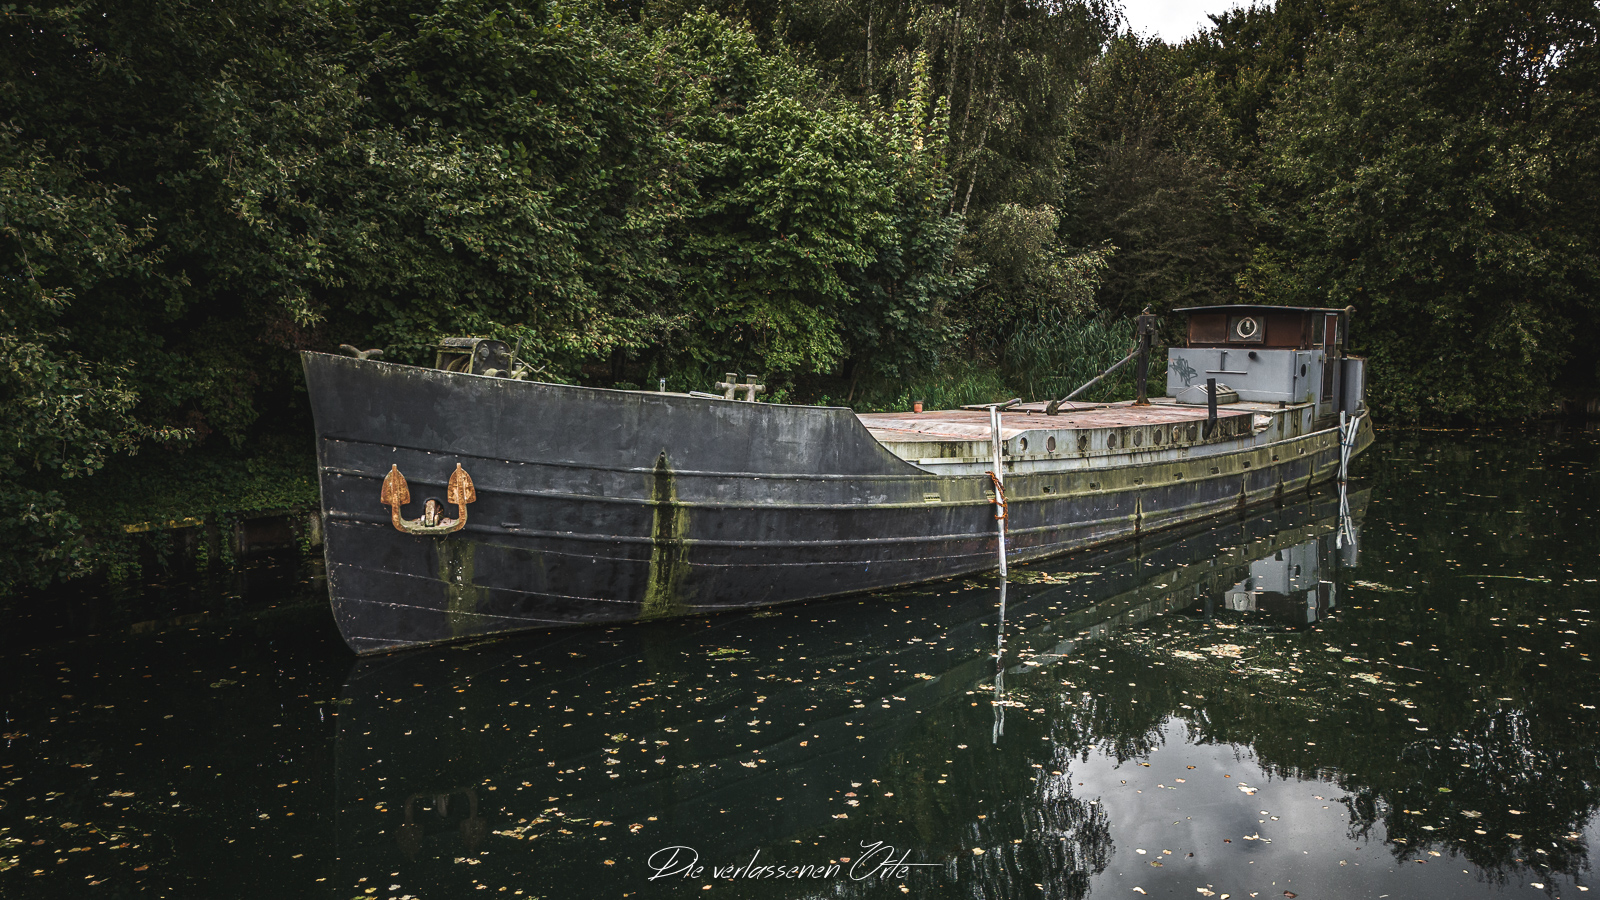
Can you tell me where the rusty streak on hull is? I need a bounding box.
[303,353,1375,655]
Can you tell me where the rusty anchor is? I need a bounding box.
[380,464,476,536]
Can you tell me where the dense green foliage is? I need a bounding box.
[1242,1,1600,419]
[3,0,1597,591]
[1063,34,1251,317]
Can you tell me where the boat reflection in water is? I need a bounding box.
[331,487,1382,897]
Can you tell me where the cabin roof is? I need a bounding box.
[1172,304,1349,315]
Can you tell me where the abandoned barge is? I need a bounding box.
[303,304,1373,654]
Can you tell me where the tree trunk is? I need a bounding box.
[865,3,874,91]
[958,0,1008,220]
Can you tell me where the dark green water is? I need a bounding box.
[3,429,1598,899]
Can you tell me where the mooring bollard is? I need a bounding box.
[1204,377,1219,438]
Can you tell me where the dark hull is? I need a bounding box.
[303,352,1374,654]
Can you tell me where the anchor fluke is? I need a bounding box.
[446,464,476,505]
[381,465,411,507]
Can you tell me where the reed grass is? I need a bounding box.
[1002,312,1134,404]
[850,360,1015,412]
[654,314,1167,412]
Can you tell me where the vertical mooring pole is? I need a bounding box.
[1204,377,1218,438]
[1336,412,1351,548]
[988,404,1009,577]
[1338,411,1361,482]
[1339,411,1349,480]
[1133,307,1156,406]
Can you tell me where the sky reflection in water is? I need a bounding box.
[2,428,1598,899]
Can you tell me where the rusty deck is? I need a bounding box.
[856,400,1254,444]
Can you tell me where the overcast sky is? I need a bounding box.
[1117,0,1261,43]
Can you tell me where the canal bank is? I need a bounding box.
[0,441,321,650]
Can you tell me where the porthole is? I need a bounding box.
[1078,434,1090,452]
[1019,437,1029,452]
[1107,433,1119,449]
[1046,435,1057,452]
[1300,364,1308,376]
[1153,427,1164,445]
[1133,430,1142,447]
[1188,424,1200,441]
